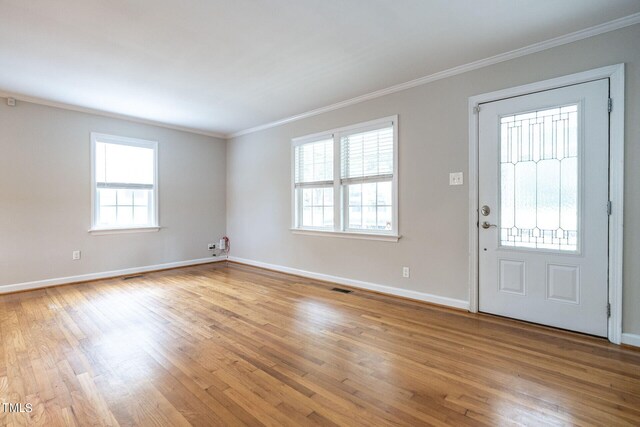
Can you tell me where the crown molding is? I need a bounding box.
[229,12,640,139]
[0,89,227,140]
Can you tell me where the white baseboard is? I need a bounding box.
[5,255,633,346]
[0,257,227,294]
[621,333,640,348]
[228,256,470,310]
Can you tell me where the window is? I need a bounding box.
[293,137,335,229]
[91,133,158,232]
[292,116,398,240]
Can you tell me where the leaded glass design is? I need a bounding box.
[500,105,579,251]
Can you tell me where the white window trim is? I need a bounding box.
[290,228,400,242]
[88,226,161,236]
[291,115,400,240]
[89,132,159,234]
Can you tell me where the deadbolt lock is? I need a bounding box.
[481,205,491,216]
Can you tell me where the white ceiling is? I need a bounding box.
[1,1,639,137]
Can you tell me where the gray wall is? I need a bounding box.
[0,101,226,286]
[227,25,640,334]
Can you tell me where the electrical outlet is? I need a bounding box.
[449,172,464,186]
[402,267,410,278]
[208,243,216,250]
[72,250,81,260]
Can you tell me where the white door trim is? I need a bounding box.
[468,64,625,344]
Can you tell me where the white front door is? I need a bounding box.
[478,79,610,337]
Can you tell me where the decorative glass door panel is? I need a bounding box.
[500,105,579,251]
[478,79,609,337]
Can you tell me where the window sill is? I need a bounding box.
[291,228,401,242]
[89,226,161,236]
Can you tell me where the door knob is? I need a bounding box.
[481,221,497,229]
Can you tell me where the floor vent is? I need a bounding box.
[122,274,144,280]
[331,287,353,294]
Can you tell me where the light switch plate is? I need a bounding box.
[449,172,463,186]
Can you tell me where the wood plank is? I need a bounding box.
[0,262,638,426]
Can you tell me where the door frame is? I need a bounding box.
[467,64,625,344]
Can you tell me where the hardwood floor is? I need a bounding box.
[1,262,639,426]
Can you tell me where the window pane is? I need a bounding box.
[300,186,333,228]
[323,188,333,206]
[133,206,149,225]
[377,206,392,230]
[97,188,153,228]
[348,183,362,206]
[303,207,312,225]
[133,189,150,206]
[98,188,117,206]
[349,206,362,228]
[117,189,134,206]
[312,207,323,227]
[362,183,376,206]
[116,206,134,226]
[346,180,393,232]
[302,188,313,206]
[363,207,376,229]
[312,188,323,206]
[97,142,154,185]
[98,206,116,225]
[377,181,392,206]
[323,207,333,227]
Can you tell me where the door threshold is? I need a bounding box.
[477,311,609,342]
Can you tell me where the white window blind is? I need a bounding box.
[91,133,158,230]
[294,138,333,186]
[341,125,394,183]
[291,116,398,238]
[96,142,154,189]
